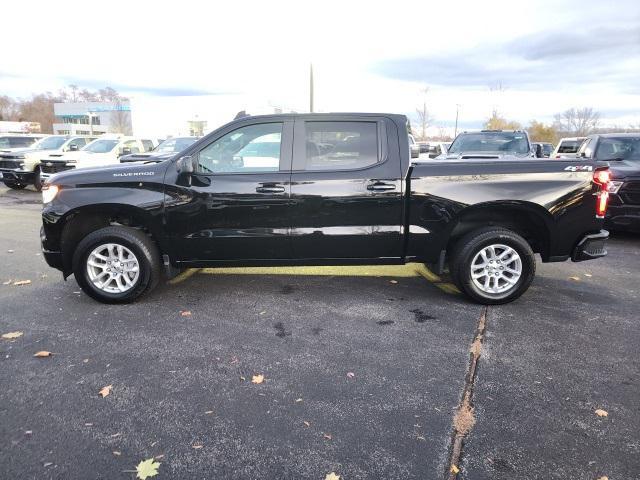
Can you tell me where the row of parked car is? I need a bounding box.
[0,134,199,191]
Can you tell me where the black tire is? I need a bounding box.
[449,227,536,305]
[3,180,27,190]
[33,167,43,192]
[72,226,161,304]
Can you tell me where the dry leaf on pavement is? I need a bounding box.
[34,351,53,357]
[596,476,608,480]
[113,451,121,456]
[13,280,31,286]
[595,409,608,417]
[346,372,355,378]
[325,473,341,480]
[303,421,311,427]
[389,279,398,284]
[135,458,161,479]
[323,433,332,440]
[192,443,203,449]
[252,374,264,384]
[180,310,192,316]
[568,276,580,281]
[450,464,460,474]
[99,385,113,397]
[2,331,23,340]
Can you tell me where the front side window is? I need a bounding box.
[595,136,640,162]
[35,136,67,150]
[84,139,119,153]
[197,123,282,174]
[304,121,378,170]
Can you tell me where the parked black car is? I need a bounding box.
[119,136,199,163]
[41,113,609,305]
[576,133,640,232]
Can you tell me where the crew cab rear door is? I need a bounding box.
[289,116,404,260]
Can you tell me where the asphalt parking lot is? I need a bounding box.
[1,185,638,480]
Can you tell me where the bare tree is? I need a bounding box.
[415,87,434,141]
[553,107,601,136]
[0,95,19,121]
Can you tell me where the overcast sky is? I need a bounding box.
[2,0,639,132]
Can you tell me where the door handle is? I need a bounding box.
[256,185,286,193]
[367,182,396,192]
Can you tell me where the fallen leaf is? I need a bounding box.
[584,273,593,277]
[568,276,580,281]
[323,433,332,440]
[450,464,460,474]
[13,280,31,286]
[325,473,341,480]
[99,385,113,397]
[34,351,53,357]
[180,310,192,316]
[83,359,89,363]
[240,376,246,381]
[135,458,161,479]
[205,410,214,415]
[295,398,303,403]
[192,443,203,449]
[25,430,32,435]
[2,331,23,340]
[113,451,121,456]
[154,455,164,460]
[252,374,264,384]
[346,372,355,378]
[259,311,266,315]
[389,279,398,284]
[303,421,311,427]
[595,409,608,417]
[43,462,53,467]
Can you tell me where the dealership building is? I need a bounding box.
[53,101,132,136]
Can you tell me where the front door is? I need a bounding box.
[166,120,294,261]
[289,117,404,260]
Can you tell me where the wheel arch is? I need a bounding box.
[446,201,554,261]
[58,203,163,274]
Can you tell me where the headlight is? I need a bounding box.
[42,184,59,204]
[608,181,623,194]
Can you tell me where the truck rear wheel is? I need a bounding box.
[72,226,161,304]
[450,227,535,305]
[3,180,27,190]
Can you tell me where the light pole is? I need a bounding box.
[309,63,314,113]
[454,104,461,137]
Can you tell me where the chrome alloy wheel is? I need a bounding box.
[86,243,140,294]
[470,244,522,294]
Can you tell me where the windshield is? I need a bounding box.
[595,137,640,162]
[84,139,119,153]
[557,140,583,153]
[448,132,530,155]
[0,136,39,148]
[34,136,67,150]
[155,137,198,153]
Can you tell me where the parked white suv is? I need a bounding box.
[40,135,155,180]
[0,135,96,190]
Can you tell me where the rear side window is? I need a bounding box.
[304,121,378,170]
[558,140,582,153]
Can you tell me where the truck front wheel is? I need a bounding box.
[72,226,161,304]
[449,227,536,305]
[3,180,27,190]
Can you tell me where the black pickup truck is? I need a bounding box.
[40,113,610,305]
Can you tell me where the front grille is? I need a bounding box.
[620,181,640,205]
[41,162,75,174]
[0,160,20,169]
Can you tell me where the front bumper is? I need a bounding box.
[605,204,640,233]
[0,169,34,183]
[40,226,64,271]
[572,230,608,262]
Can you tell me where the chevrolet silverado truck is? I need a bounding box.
[576,133,640,232]
[0,135,96,191]
[40,113,610,305]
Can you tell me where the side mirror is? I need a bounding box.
[68,144,79,151]
[120,147,132,156]
[176,155,194,174]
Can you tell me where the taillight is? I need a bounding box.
[593,168,610,218]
